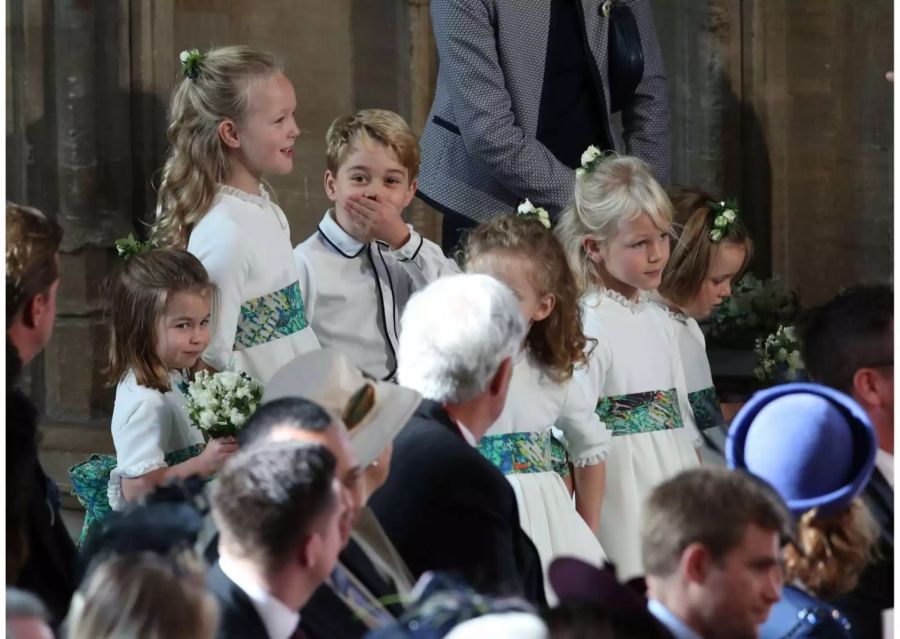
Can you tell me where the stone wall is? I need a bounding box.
[6,0,894,437]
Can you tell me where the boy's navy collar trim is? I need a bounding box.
[317,210,366,258]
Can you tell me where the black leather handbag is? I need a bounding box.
[605,1,645,113]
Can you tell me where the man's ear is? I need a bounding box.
[298,532,322,570]
[853,368,883,410]
[22,292,51,330]
[681,542,712,585]
[217,119,241,150]
[489,356,514,398]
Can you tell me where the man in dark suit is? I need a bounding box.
[6,203,75,628]
[801,285,894,638]
[239,393,411,638]
[369,273,546,605]
[208,442,345,639]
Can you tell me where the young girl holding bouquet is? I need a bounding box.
[105,248,237,511]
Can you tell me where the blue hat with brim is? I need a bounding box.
[726,383,876,518]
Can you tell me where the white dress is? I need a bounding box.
[478,349,609,601]
[107,370,204,511]
[574,290,701,579]
[188,185,320,384]
[670,312,727,465]
[295,210,459,380]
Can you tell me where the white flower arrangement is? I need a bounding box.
[754,324,805,383]
[186,370,263,441]
[516,199,551,229]
[708,198,740,243]
[575,145,603,179]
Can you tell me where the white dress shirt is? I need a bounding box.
[875,448,894,488]
[647,599,704,639]
[219,555,300,639]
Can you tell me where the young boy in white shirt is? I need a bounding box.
[295,109,458,380]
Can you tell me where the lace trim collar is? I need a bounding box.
[587,288,651,314]
[216,183,271,207]
[647,291,690,323]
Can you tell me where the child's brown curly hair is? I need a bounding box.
[463,215,592,383]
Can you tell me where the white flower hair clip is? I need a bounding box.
[516,198,551,229]
[708,198,740,243]
[575,145,604,179]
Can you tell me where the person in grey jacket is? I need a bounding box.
[418,0,671,251]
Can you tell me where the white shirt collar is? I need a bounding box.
[647,599,704,639]
[318,210,366,257]
[218,555,300,639]
[875,448,894,488]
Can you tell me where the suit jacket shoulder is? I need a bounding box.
[369,401,545,604]
[207,563,270,639]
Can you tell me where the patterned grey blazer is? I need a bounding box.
[418,0,671,223]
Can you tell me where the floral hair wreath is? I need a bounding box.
[516,199,551,229]
[575,144,615,180]
[179,48,203,80]
[114,233,157,262]
[708,198,740,243]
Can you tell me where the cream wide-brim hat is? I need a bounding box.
[264,348,421,467]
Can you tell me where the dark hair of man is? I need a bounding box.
[800,284,893,394]
[212,442,338,575]
[240,396,333,447]
[641,467,791,577]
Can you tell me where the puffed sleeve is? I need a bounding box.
[108,383,172,511]
[557,375,612,466]
[293,243,318,323]
[188,215,253,371]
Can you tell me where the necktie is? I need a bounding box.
[328,562,396,629]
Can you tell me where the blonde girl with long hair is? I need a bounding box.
[152,46,319,383]
[464,213,609,600]
[555,152,701,580]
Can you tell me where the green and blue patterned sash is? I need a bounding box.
[595,388,683,437]
[234,280,309,350]
[477,430,554,475]
[68,443,204,546]
[549,434,571,478]
[688,386,725,432]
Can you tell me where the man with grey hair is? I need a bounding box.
[369,273,546,604]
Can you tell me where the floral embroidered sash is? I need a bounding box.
[595,388,684,437]
[688,386,725,432]
[477,430,555,475]
[234,280,309,350]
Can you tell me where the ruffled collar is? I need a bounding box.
[647,291,690,323]
[586,287,651,314]
[216,183,271,208]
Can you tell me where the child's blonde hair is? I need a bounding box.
[784,498,879,600]
[67,551,218,639]
[659,186,753,307]
[152,46,283,248]
[555,155,673,292]
[325,109,420,181]
[464,215,592,383]
[105,248,215,392]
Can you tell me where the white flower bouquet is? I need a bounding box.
[707,273,801,350]
[186,370,263,441]
[754,324,805,383]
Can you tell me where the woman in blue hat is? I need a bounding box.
[727,383,880,639]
